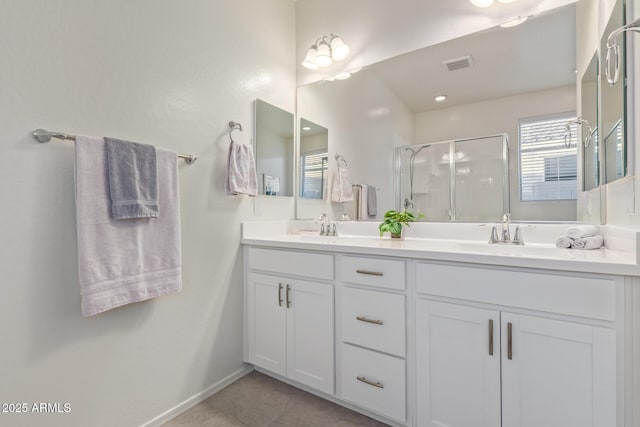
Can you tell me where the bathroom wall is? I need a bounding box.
[0,1,295,427]
[415,85,577,221]
[297,71,415,220]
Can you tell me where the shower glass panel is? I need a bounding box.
[396,134,509,221]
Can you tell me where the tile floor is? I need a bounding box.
[163,371,389,427]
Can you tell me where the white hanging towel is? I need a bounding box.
[226,140,258,196]
[75,136,182,317]
[330,166,354,202]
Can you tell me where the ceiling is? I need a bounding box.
[367,3,576,113]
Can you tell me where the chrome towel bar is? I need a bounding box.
[32,128,198,164]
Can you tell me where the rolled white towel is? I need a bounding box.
[567,225,600,239]
[556,236,573,248]
[570,235,604,250]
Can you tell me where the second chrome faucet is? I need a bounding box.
[489,213,524,245]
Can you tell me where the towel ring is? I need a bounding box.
[335,154,348,168]
[229,121,243,142]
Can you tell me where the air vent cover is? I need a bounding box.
[443,56,474,71]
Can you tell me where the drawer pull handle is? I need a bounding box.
[488,319,494,356]
[507,322,513,360]
[356,316,384,326]
[357,376,384,389]
[355,269,384,276]
[286,284,291,308]
[278,283,283,307]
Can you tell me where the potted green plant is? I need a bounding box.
[379,209,422,239]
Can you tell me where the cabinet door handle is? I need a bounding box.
[355,269,384,276]
[286,284,291,308]
[507,322,513,360]
[489,319,494,356]
[278,283,283,307]
[357,376,384,389]
[356,316,384,325]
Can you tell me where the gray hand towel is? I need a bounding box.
[367,185,377,217]
[105,137,159,220]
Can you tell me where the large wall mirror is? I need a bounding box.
[297,1,602,222]
[600,0,627,184]
[255,99,294,197]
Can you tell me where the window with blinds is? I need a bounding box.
[300,151,328,199]
[519,113,578,202]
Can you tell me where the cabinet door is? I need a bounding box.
[247,273,287,376]
[501,313,616,427]
[416,300,501,427]
[286,280,334,394]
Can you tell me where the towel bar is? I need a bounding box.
[32,129,198,164]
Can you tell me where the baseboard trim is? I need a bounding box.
[141,365,254,427]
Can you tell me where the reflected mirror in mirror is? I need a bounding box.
[299,118,329,199]
[582,53,599,191]
[601,0,627,184]
[297,2,593,222]
[255,99,294,197]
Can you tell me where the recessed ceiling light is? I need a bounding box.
[470,0,494,7]
[435,95,447,102]
[302,126,311,131]
[500,16,528,27]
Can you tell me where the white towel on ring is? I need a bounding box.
[226,140,258,196]
[330,166,354,203]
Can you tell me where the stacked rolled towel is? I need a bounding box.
[556,225,604,250]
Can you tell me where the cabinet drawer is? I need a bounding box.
[248,247,333,280]
[342,287,405,357]
[416,262,617,321]
[340,343,406,422]
[341,256,405,290]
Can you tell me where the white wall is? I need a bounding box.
[415,86,577,221]
[297,71,415,220]
[0,1,295,426]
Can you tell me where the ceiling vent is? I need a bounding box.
[443,56,474,71]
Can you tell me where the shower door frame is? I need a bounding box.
[394,133,510,221]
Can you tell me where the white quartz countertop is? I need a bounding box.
[242,221,640,277]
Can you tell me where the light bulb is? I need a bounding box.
[302,47,319,70]
[330,36,350,61]
[470,0,494,7]
[315,41,332,67]
[434,95,447,102]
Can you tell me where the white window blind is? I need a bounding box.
[300,151,328,199]
[519,113,578,201]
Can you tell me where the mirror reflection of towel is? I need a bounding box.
[367,186,377,217]
[330,166,354,202]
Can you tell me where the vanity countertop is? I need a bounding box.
[242,221,640,277]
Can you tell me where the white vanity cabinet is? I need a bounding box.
[415,262,618,427]
[245,248,335,395]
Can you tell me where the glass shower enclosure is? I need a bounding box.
[395,134,509,221]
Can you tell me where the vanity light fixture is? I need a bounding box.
[302,34,350,69]
[323,67,362,82]
[434,95,447,102]
[500,16,528,28]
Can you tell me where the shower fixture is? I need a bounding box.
[605,17,640,85]
[404,145,431,209]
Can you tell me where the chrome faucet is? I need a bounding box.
[317,213,331,236]
[489,213,524,245]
